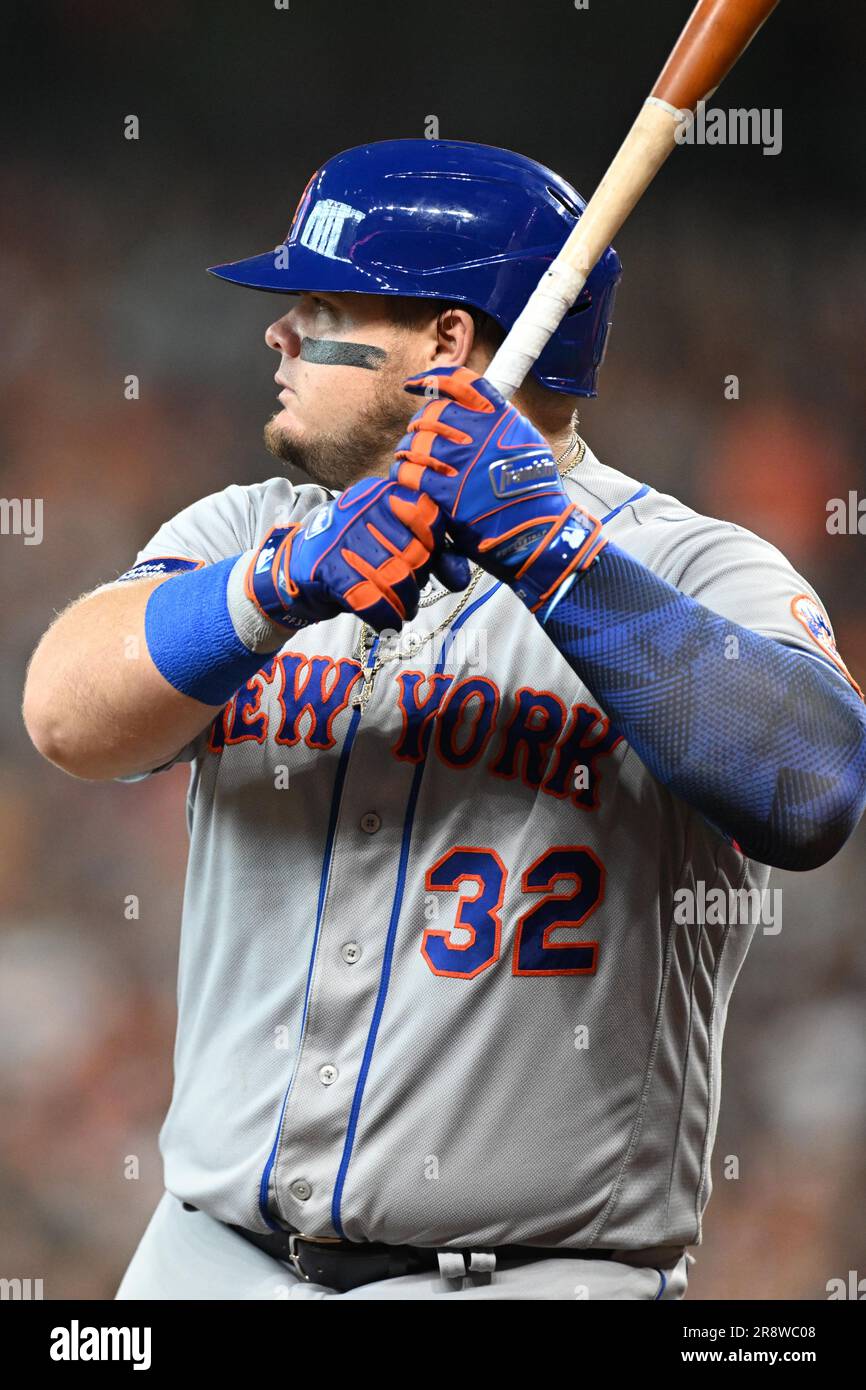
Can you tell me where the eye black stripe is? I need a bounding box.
[299,338,388,370]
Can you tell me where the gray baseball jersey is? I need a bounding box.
[109,442,856,1253]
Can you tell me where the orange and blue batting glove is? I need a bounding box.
[245,476,471,635]
[390,365,605,617]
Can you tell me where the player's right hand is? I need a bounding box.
[391,366,606,616]
[243,478,471,634]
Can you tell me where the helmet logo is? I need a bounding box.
[299,199,364,259]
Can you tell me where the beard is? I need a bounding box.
[263,372,416,491]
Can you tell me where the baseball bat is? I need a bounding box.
[484,0,781,399]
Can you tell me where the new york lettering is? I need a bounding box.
[207,651,621,809]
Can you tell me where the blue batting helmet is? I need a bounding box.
[208,138,622,398]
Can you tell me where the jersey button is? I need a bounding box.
[290,1179,312,1202]
[341,942,361,964]
[318,1064,338,1086]
[360,812,381,834]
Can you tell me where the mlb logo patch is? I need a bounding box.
[560,517,593,550]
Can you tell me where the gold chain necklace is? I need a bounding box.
[351,433,586,712]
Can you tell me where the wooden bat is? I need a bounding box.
[485,0,781,399]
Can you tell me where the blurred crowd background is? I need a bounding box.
[1,0,864,1299]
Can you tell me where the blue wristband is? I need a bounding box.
[145,558,269,705]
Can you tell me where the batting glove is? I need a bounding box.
[391,365,606,615]
[244,477,471,634]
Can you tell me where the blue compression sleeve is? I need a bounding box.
[536,543,866,870]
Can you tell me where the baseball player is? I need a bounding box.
[23,139,866,1301]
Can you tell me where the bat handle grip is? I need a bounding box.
[484,260,589,401]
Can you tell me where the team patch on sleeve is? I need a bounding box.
[114,556,205,584]
[791,593,863,697]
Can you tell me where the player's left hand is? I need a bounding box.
[248,477,472,636]
[390,365,606,615]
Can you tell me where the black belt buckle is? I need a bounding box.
[284,1232,406,1292]
[284,1232,346,1283]
[286,1233,313,1282]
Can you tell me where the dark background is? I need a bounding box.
[1,0,864,1298]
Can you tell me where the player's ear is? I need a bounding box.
[429,304,475,369]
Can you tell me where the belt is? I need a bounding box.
[215,1212,617,1293]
